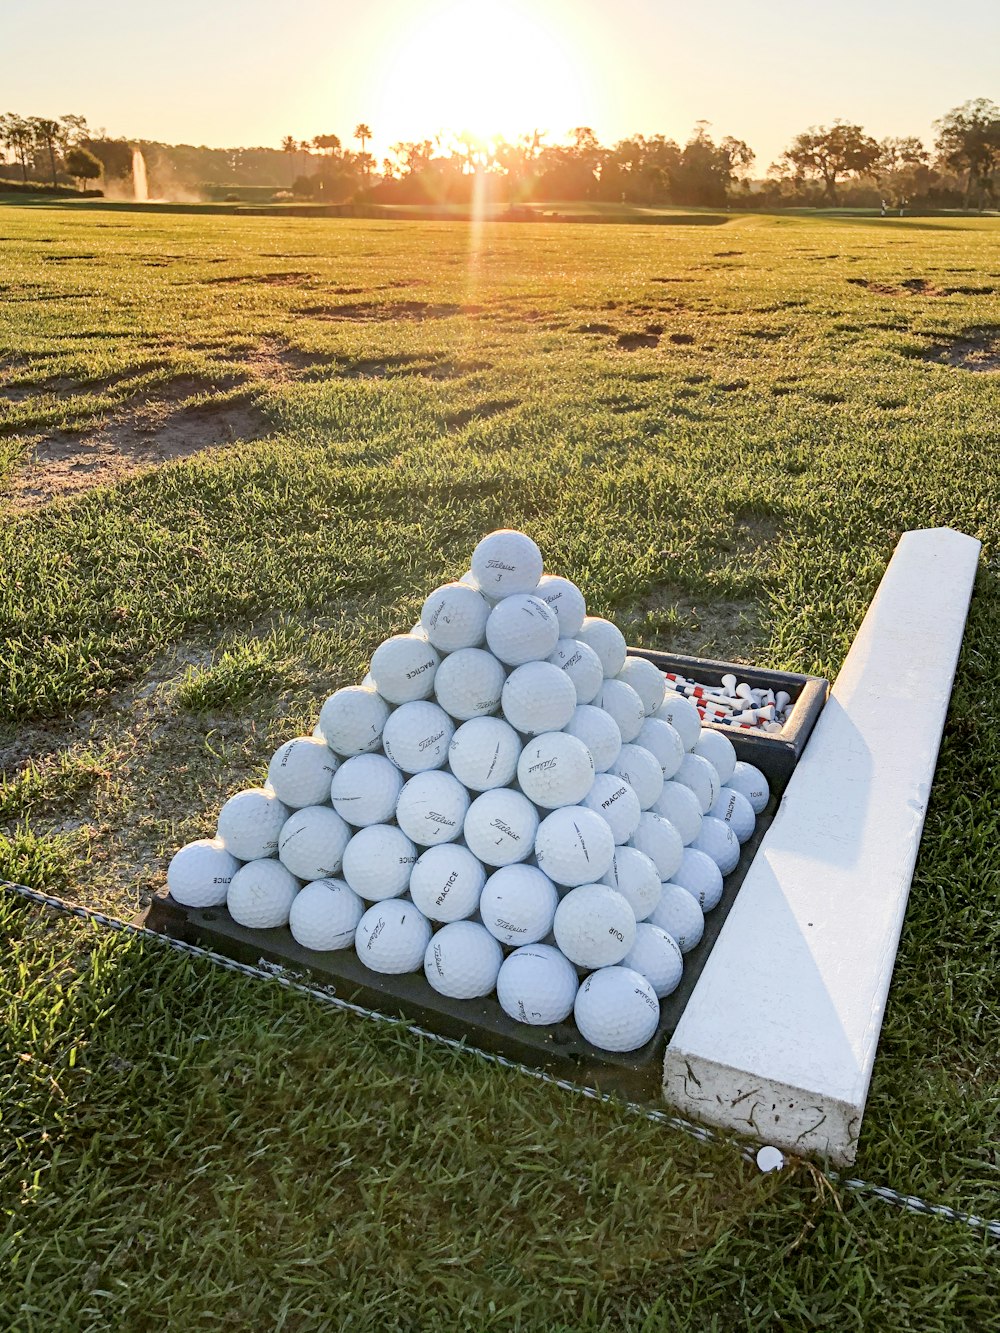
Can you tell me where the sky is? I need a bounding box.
[4,0,998,169]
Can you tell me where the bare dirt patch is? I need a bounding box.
[668,332,696,345]
[916,328,1000,373]
[617,329,661,351]
[577,323,618,335]
[847,276,950,297]
[242,337,337,382]
[204,270,315,287]
[295,300,480,322]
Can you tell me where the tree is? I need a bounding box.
[65,145,102,191]
[281,134,297,184]
[934,99,1000,208]
[779,122,880,203]
[875,136,928,206]
[669,124,754,206]
[1,113,34,181]
[312,133,341,155]
[30,116,67,186]
[60,113,89,146]
[354,123,372,172]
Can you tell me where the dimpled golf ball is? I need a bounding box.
[167,838,240,908]
[217,788,290,862]
[318,686,390,757]
[622,924,684,998]
[368,634,440,705]
[636,717,685,782]
[649,883,705,953]
[288,878,365,951]
[447,716,521,791]
[329,753,404,827]
[694,728,737,785]
[564,703,622,773]
[609,743,664,811]
[593,679,645,744]
[602,846,661,921]
[408,843,486,922]
[726,761,770,815]
[534,805,616,886]
[672,846,724,911]
[227,858,299,929]
[381,701,454,774]
[459,569,500,607]
[355,898,432,974]
[709,787,756,844]
[553,884,636,968]
[574,966,660,1052]
[501,660,577,735]
[463,788,539,866]
[630,811,683,881]
[582,773,641,844]
[480,864,559,946]
[424,921,503,998]
[277,806,352,881]
[547,637,604,704]
[420,581,491,652]
[341,824,417,900]
[497,943,579,1025]
[485,594,560,666]
[266,736,339,809]
[577,617,627,678]
[654,693,702,752]
[394,770,470,846]
[532,574,586,637]
[674,752,720,814]
[433,647,506,721]
[691,816,740,876]
[652,781,703,845]
[471,529,544,599]
[616,657,666,716]
[516,731,595,809]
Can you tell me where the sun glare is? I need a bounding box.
[375,0,592,146]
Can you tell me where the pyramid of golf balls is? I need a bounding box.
[166,530,771,1053]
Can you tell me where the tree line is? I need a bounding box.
[2,101,998,209]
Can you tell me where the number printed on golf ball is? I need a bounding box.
[420,581,491,652]
[471,529,544,599]
[516,731,595,809]
[355,899,432,974]
[318,686,390,757]
[463,788,539,866]
[423,921,503,998]
[496,944,579,1025]
[479,864,559,946]
[532,574,586,637]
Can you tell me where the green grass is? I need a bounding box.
[1,205,999,1329]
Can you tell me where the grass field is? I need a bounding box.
[1,203,998,1330]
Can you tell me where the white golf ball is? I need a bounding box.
[501,660,577,735]
[564,703,622,772]
[609,743,663,810]
[694,728,737,785]
[485,594,560,666]
[709,787,756,844]
[369,634,440,705]
[593,678,645,743]
[318,686,390,757]
[288,878,364,951]
[497,943,579,1025]
[480,864,559,946]
[381,700,455,774]
[341,824,417,900]
[329,753,404,827]
[355,898,432,974]
[630,811,683,881]
[227,859,299,930]
[652,781,703,845]
[408,622,430,642]
[463,788,539,867]
[470,529,544,599]
[447,716,521,791]
[636,717,685,781]
[726,761,770,815]
[424,920,503,998]
[577,617,627,678]
[408,843,486,922]
[623,924,683,998]
[277,806,352,881]
[649,883,705,953]
[574,966,660,1052]
[459,569,500,607]
[534,806,616,887]
[672,846,724,911]
[420,581,491,652]
[616,657,666,716]
[217,788,289,862]
[691,816,741,876]
[553,884,636,969]
[394,770,470,846]
[547,637,603,704]
[516,731,595,809]
[266,736,339,809]
[433,647,506,721]
[674,752,720,814]
[167,838,240,908]
[582,773,641,844]
[532,574,586,637]
[602,846,661,921]
[654,693,701,751]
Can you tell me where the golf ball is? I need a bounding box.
[649,883,705,953]
[616,657,666,716]
[577,616,627,678]
[547,637,604,704]
[420,581,491,652]
[574,966,660,1052]
[329,753,404,827]
[674,753,720,814]
[690,816,740,876]
[381,700,454,774]
[654,693,701,751]
[447,716,521,791]
[726,761,770,815]
[672,846,724,911]
[227,858,299,930]
[470,529,544,599]
[433,647,506,721]
[694,728,737,785]
[609,743,664,810]
[369,634,440,705]
[318,686,390,757]
[394,770,470,846]
[553,884,636,968]
[479,864,559,946]
[167,838,240,908]
[288,878,364,951]
[601,846,661,922]
[423,920,503,998]
[277,805,352,881]
[516,731,595,809]
[266,736,339,809]
[630,811,683,882]
[652,781,703,846]
[217,788,289,862]
[582,773,641,844]
[463,788,539,867]
[485,594,560,666]
[408,843,486,922]
[534,805,616,887]
[501,660,577,735]
[497,943,579,1025]
[622,924,683,998]
[563,703,622,773]
[709,787,756,844]
[593,679,645,743]
[532,574,586,637]
[341,824,417,900]
[636,717,685,781]
[355,898,432,974]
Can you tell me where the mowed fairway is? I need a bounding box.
[1,205,998,1330]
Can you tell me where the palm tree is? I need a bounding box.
[281,134,297,184]
[31,117,65,186]
[1,114,33,182]
[354,123,372,173]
